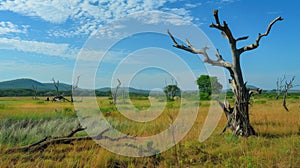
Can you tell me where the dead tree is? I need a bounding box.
[282,76,297,111]
[168,10,283,136]
[51,78,59,96]
[52,93,70,102]
[32,84,38,100]
[276,75,285,99]
[112,79,121,105]
[71,75,80,103]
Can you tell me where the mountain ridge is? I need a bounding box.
[0,78,71,91]
[0,78,151,94]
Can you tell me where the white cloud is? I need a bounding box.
[0,0,195,38]
[131,11,193,26]
[161,8,194,23]
[184,2,202,8]
[0,0,73,23]
[0,38,78,58]
[0,21,29,35]
[77,49,127,62]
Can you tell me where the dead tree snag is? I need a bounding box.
[51,77,60,96]
[168,10,283,136]
[276,75,286,99]
[112,79,121,105]
[32,84,38,100]
[71,75,80,103]
[282,76,298,111]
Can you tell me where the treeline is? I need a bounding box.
[0,89,150,97]
[0,89,111,97]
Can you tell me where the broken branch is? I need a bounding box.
[5,125,133,153]
[240,16,283,52]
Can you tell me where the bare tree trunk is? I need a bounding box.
[168,10,282,137]
[32,84,38,100]
[112,79,121,105]
[51,78,59,96]
[71,76,80,103]
[282,76,297,111]
[276,76,285,99]
[234,87,255,135]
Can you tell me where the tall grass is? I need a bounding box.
[0,96,299,167]
[0,118,80,146]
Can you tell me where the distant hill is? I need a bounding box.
[0,78,150,95]
[0,78,71,91]
[97,87,150,95]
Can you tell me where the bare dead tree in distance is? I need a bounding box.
[282,76,298,111]
[51,77,59,96]
[112,79,121,105]
[276,75,286,99]
[71,75,80,103]
[168,10,283,136]
[32,84,38,100]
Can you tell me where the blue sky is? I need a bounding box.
[0,0,299,90]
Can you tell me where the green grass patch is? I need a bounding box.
[254,99,267,104]
[0,118,80,146]
[0,103,5,109]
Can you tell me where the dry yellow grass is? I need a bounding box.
[0,96,299,167]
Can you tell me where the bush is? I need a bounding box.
[199,92,210,100]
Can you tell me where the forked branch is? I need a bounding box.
[240,16,283,52]
[210,10,236,45]
[167,30,232,68]
[209,10,283,54]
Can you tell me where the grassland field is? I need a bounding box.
[0,94,299,168]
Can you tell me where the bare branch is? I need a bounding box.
[73,75,80,90]
[5,126,134,153]
[240,16,283,52]
[67,124,85,137]
[209,10,236,46]
[167,30,204,54]
[236,36,249,41]
[167,30,232,68]
[215,49,223,61]
[213,10,221,26]
[248,88,262,97]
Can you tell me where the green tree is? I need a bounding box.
[163,85,181,101]
[196,75,222,100]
